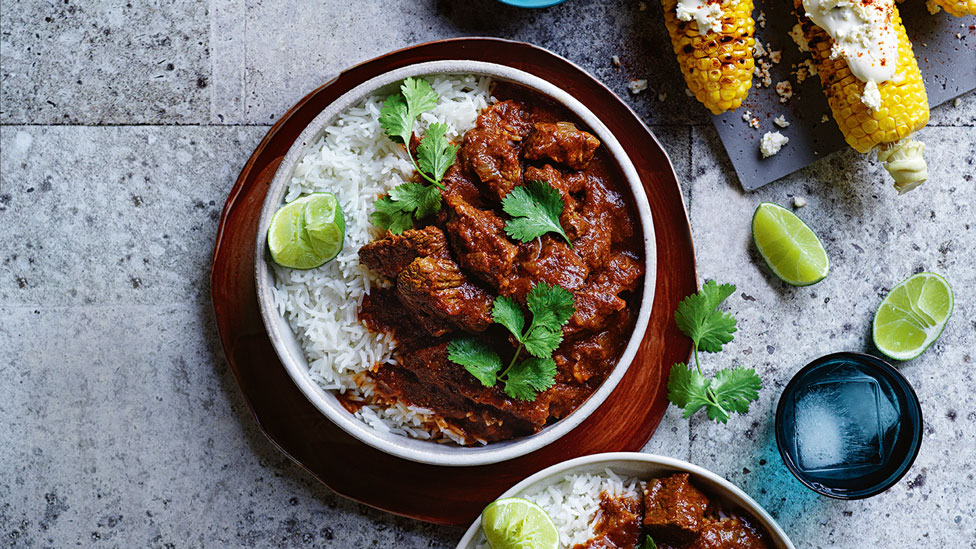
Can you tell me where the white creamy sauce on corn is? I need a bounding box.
[802,0,898,84]
[676,0,725,35]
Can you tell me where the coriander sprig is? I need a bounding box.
[666,280,761,423]
[371,78,459,234]
[502,180,572,247]
[449,282,575,401]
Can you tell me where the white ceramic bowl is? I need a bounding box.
[254,61,656,466]
[457,452,796,548]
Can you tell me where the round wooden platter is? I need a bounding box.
[210,38,696,526]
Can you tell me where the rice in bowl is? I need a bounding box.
[268,75,494,443]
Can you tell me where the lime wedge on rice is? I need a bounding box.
[267,196,327,270]
[482,498,560,549]
[303,192,345,261]
[752,202,829,286]
[873,272,953,361]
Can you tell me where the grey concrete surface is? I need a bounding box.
[1,1,974,548]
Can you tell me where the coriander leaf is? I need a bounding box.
[522,325,562,358]
[502,180,572,246]
[492,296,525,342]
[370,196,413,234]
[504,357,557,401]
[401,77,438,118]
[448,338,502,387]
[378,93,412,144]
[697,310,737,353]
[642,536,658,549]
[416,122,459,184]
[526,281,575,330]
[388,182,442,219]
[666,362,712,419]
[705,397,731,424]
[710,366,762,416]
[674,280,737,353]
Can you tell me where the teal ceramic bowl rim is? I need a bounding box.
[774,351,923,500]
[497,0,568,7]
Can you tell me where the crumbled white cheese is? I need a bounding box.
[611,55,621,67]
[676,0,724,35]
[742,110,753,122]
[639,1,648,11]
[760,131,789,158]
[789,23,810,52]
[755,60,773,88]
[954,97,963,108]
[628,79,648,94]
[861,80,882,112]
[793,59,817,84]
[775,80,794,103]
[754,41,768,57]
[793,196,807,208]
[774,115,790,128]
[769,50,782,65]
[685,88,695,97]
[748,117,760,129]
[658,92,668,102]
[758,10,767,29]
[821,114,829,123]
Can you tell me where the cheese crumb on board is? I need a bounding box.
[774,115,790,128]
[775,81,794,103]
[628,79,648,94]
[793,196,807,208]
[760,131,789,158]
[612,55,621,67]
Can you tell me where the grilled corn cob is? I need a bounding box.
[795,0,930,193]
[927,0,976,16]
[662,0,756,115]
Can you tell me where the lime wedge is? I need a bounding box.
[752,202,829,286]
[267,197,327,270]
[873,272,953,361]
[303,192,345,261]
[482,498,560,549]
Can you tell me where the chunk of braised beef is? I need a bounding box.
[395,257,494,335]
[508,236,589,301]
[571,490,644,549]
[685,517,769,549]
[524,122,600,170]
[440,161,484,206]
[460,127,523,201]
[643,473,710,544]
[358,226,450,278]
[370,361,530,443]
[476,100,534,141]
[395,343,551,433]
[555,311,631,384]
[444,195,519,292]
[582,175,635,245]
[567,252,644,337]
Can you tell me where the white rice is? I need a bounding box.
[269,74,494,442]
[474,470,641,549]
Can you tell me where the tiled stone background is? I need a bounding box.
[1,1,973,547]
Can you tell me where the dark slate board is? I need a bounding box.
[713,0,976,191]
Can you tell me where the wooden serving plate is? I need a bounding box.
[210,38,696,526]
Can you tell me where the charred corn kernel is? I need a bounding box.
[662,0,755,115]
[794,0,929,192]
[927,0,976,16]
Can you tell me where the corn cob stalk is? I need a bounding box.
[927,0,976,17]
[661,0,756,115]
[794,0,930,193]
